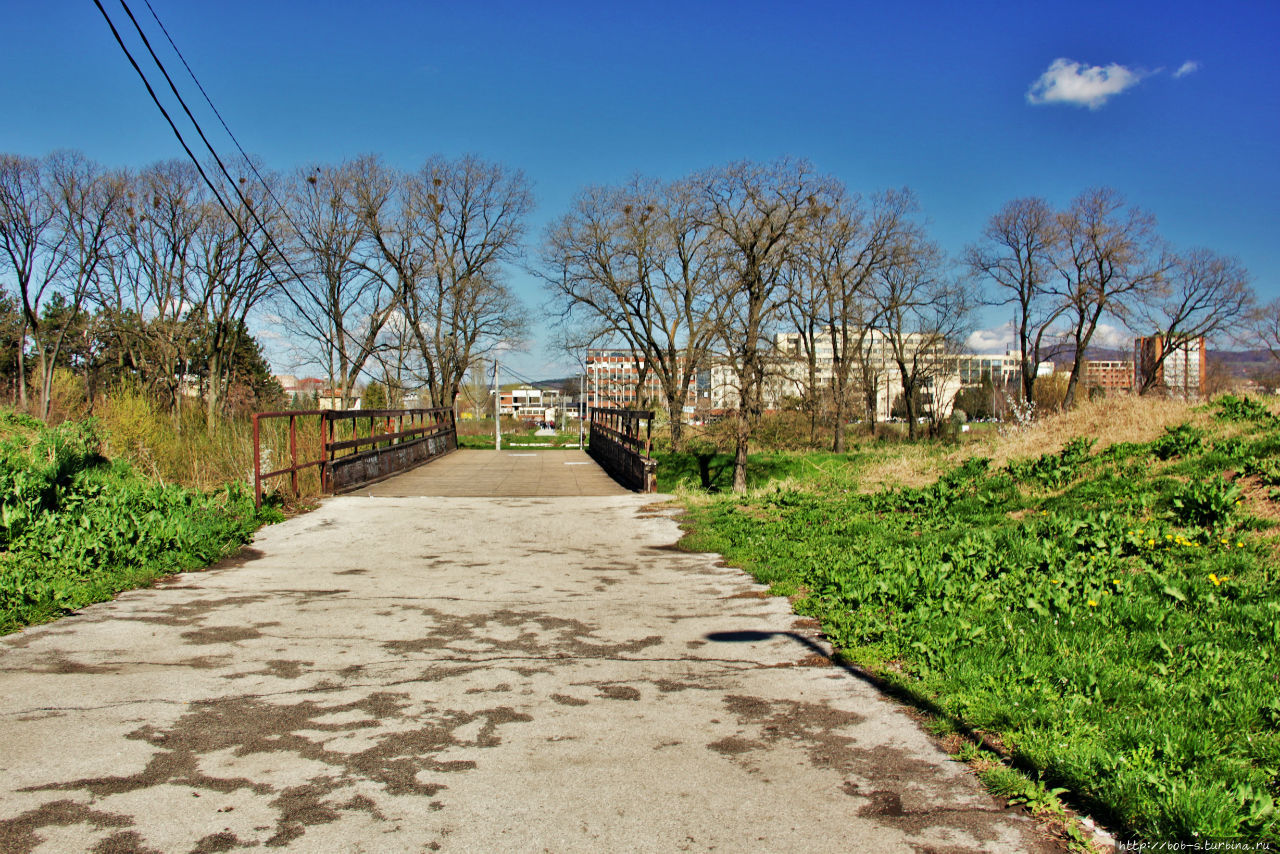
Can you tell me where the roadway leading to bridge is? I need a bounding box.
[0,454,1061,853]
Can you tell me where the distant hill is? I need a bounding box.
[1056,347,1276,379]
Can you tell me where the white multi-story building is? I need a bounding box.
[713,331,1055,421]
[498,386,561,419]
[1136,335,1206,398]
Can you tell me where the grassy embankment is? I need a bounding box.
[671,395,1280,844]
[0,408,279,635]
[455,416,584,450]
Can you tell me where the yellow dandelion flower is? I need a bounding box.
[1087,600,1098,607]
[1147,539,1155,547]
[1237,542,1245,548]
[1209,573,1221,586]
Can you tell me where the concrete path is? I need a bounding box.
[0,493,1058,853]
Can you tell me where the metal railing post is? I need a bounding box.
[289,414,299,498]
[253,413,262,508]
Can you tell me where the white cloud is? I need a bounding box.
[966,321,1134,355]
[967,325,1015,354]
[1173,60,1200,79]
[1026,58,1145,109]
[1090,322,1133,349]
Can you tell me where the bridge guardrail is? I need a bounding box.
[252,407,457,506]
[587,407,657,493]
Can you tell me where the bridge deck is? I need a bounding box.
[350,448,629,497]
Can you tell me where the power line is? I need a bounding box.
[91,2,246,255]
[112,0,308,286]
[141,0,261,184]
[140,0,307,255]
[92,0,316,323]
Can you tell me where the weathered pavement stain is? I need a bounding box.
[0,496,1062,852]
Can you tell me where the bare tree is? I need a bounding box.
[282,158,396,408]
[192,164,285,425]
[1052,188,1166,409]
[699,158,834,492]
[783,233,827,445]
[359,155,531,408]
[871,234,972,439]
[1131,248,1254,395]
[822,188,919,450]
[543,176,722,450]
[99,159,207,412]
[1253,298,1280,368]
[0,153,61,411]
[966,196,1063,407]
[0,152,125,418]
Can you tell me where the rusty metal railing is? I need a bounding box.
[252,407,457,506]
[587,407,657,492]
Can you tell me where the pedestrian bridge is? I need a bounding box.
[251,407,656,503]
[353,449,629,497]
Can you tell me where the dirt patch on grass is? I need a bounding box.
[1233,474,1280,524]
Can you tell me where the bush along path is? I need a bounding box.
[0,412,277,635]
[678,395,1280,843]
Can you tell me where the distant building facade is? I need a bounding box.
[584,348,705,412]
[498,386,561,420]
[1135,335,1206,398]
[1084,360,1135,395]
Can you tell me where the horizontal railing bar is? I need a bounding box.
[324,407,452,420]
[325,425,453,453]
[261,459,327,480]
[255,409,328,418]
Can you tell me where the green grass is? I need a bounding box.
[0,411,278,635]
[652,449,867,492]
[673,395,1280,843]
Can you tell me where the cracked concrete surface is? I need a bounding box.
[0,494,1060,852]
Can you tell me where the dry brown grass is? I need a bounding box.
[856,395,1213,492]
[978,395,1206,468]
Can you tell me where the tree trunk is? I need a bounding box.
[206,348,222,427]
[732,416,749,493]
[35,348,49,420]
[1063,362,1083,411]
[667,394,684,452]
[831,369,847,453]
[16,319,28,411]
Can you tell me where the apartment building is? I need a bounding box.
[1084,360,1135,395]
[769,331,1050,421]
[1135,335,1206,398]
[498,386,561,420]
[584,348,705,412]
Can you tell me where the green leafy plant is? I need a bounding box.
[1168,477,1241,530]
[1007,437,1095,488]
[1151,424,1205,460]
[0,414,273,634]
[1215,394,1279,426]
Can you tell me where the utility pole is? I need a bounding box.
[579,366,586,449]
[493,357,501,451]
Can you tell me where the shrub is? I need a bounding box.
[1169,477,1241,530]
[1151,424,1205,460]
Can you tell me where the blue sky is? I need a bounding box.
[3,0,1277,375]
